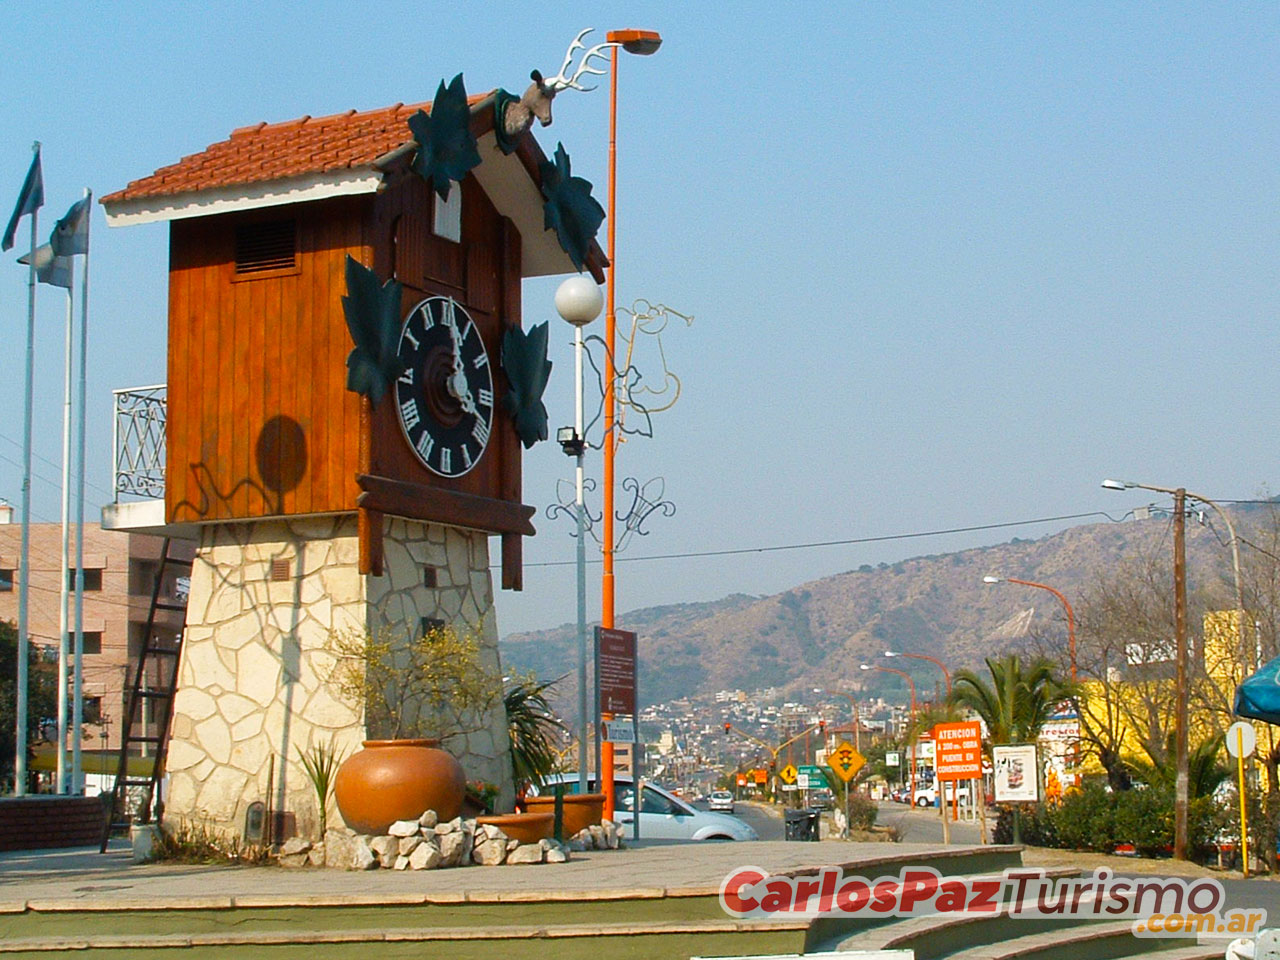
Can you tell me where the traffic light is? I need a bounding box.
[819,719,826,736]
[723,722,731,735]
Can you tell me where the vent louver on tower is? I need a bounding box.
[234,220,297,274]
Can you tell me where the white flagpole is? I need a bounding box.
[56,264,74,795]
[72,188,91,794]
[14,141,39,797]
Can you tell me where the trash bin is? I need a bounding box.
[784,808,820,842]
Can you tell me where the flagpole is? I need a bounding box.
[56,266,74,795]
[72,188,91,794]
[14,141,40,797]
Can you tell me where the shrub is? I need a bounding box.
[846,792,878,831]
[149,821,271,865]
[993,804,1057,846]
[1046,781,1114,852]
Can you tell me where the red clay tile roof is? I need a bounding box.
[102,95,490,205]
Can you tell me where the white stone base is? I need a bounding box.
[164,515,514,841]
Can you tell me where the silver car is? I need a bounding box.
[708,790,735,813]
[537,775,758,841]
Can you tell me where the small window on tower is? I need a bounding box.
[0,569,12,592]
[80,632,102,655]
[433,188,462,243]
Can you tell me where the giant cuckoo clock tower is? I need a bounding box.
[101,59,607,836]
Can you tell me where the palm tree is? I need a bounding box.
[504,675,568,791]
[948,654,1073,748]
[949,655,1072,844]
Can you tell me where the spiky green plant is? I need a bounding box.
[299,739,346,838]
[505,674,567,790]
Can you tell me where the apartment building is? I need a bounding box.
[0,516,192,754]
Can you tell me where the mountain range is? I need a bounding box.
[500,510,1259,711]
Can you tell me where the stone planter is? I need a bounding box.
[475,812,554,844]
[333,739,465,835]
[521,793,605,838]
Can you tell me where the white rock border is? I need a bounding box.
[273,809,629,870]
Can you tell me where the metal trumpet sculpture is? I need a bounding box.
[546,299,691,553]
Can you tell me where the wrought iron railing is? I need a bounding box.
[112,385,166,501]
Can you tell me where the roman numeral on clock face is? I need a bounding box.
[472,418,490,446]
[478,387,493,407]
[399,368,414,385]
[400,398,420,430]
[461,446,473,470]
[440,448,452,474]
[415,432,434,461]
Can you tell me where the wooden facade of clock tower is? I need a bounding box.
[103,96,605,841]
[163,154,533,588]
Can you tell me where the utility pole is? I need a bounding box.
[1174,487,1188,862]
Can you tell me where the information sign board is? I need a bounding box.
[595,627,637,715]
[934,721,982,781]
[993,744,1038,802]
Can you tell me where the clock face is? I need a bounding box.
[393,297,494,478]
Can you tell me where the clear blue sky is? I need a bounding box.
[1,2,1276,637]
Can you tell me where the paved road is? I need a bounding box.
[874,799,986,845]
[689,800,784,841]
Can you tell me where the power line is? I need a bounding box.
[517,510,1126,570]
[0,430,115,499]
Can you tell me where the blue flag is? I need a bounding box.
[2,145,43,252]
[50,196,89,257]
[17,242,71,289]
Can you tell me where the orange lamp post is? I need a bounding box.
[600,28,661,822]
[983,576,1076,682]
[884,650,951,697]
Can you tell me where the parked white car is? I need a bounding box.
[536,775,758,841]
[913,783,972,807]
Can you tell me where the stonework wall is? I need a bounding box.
[165,515,513,840]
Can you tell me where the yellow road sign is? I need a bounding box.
[827,741,866,782]
[779,763,798,785]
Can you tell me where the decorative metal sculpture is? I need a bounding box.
[499,28,616,141]
[409,74,482,201]
[615,477,676,552]
[500,321,554,449]
[547,475,674,554]
[341,255,406,406]
[580,300,695,447]
[547,477,601,537]
[545,299,690,551]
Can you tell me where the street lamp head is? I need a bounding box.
[859,664,873,671]
[884,650,898,658]
[1101,479,1130,491]
[555,275,604,327]
[982,575,1004,584]
[607,28,663,55]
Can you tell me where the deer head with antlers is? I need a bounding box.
[501,28,617,138]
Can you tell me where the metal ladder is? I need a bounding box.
[100,538,192,851]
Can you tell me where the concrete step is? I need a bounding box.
[940,919,1201,960]
[807,867,1084,957]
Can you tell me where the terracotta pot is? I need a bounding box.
[521,793,605,837]
[475,811,554,844]
[333,739,465,835]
